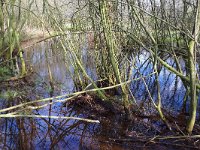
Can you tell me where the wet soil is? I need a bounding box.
[0,72,200,150]
[65,93,200,150]
[0,77,200,149]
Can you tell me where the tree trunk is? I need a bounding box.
[99,0,130,111]
[186,0,200,133]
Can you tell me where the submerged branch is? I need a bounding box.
[0,114,100,123]
[0,72,156,113]
[154,135,200,140]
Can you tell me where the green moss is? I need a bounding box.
[0,66,13,81]
[0,90,18,100]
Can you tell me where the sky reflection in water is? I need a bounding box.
[0,39,199,149]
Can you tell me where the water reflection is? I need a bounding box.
[0,113,97,149]
[125,50,187,111]
[0,37,199,149]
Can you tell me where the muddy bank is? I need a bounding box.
[0,72,200,149]
[64,93,200,150]
[1,39,200,149]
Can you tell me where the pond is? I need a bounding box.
[0,36,199,149]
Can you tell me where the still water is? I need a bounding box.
[0,36,199,149]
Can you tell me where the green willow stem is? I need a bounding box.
[0,72,156,114]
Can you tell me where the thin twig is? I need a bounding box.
[0,114,100,123]
[0,72,156,114]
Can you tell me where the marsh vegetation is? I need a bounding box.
[0,0,200,149]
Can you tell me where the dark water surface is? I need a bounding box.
[0,38,199,149]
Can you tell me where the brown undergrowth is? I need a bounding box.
[65,93,200,149]
[0,78,200,149]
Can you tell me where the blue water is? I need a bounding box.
[0,39,199,149]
